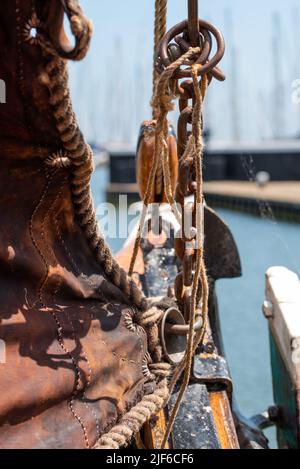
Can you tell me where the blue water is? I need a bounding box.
[92,167,300,448]
[216,210,300,448]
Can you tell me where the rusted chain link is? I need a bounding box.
[161,65,209,448]
[157,18,225,79]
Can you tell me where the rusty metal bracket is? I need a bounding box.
[157,19,225,79]
[193,353,233,402]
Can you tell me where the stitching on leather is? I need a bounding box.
[29,172,54,305]
[100,338,136,367]
[52,278,90,449]
[63,309,101,441]
[52,177,101,441]
[29,169,90,448]
[15,1,92,447]
[52,199,146,374]
[142,353,155,381]
[47,173,91,448]
[123,309,145,337]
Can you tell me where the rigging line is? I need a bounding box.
[152,0,168,197]
[152,0,168,119]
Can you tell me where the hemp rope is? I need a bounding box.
[153,0,168,197]
[152,0,168,119]
[128,50,210,448]
[38,6,148,312]
[37,3,208,449]
[93,379,170,449]
[94,305,171,449]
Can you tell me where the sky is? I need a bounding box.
[69,0,300,144]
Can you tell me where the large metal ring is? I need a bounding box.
[157,19,225,79]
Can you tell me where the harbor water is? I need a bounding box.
[92,167,300,448]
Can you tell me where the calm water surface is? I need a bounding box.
[92,167,300,448]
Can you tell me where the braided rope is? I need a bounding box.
[152,0,168,118]
[38,38,147,312]
[41,0,93,60]
[153,0,168,198]
[137,306,165,363]
[93,380,169,449]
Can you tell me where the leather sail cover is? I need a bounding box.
[0,0,155,449]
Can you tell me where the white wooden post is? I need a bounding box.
[263,266,300,388]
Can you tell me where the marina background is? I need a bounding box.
[71,0,300,144]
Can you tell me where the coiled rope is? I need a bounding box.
[129,48,200,275]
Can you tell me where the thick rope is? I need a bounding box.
[93,305,171,449]
[153,0,168,197]
[40,0,93,61]
[37,5,209,449]
[38,40,148,312]
[129,51,210,449]
[93,379,169,449]
[152,0,168,120]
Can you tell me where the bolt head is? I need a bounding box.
[167,43,182,62]
[262,300,273,318]
[204,342,215,354]
[268,405,280,422]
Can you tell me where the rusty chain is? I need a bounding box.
[157,1,225,341]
